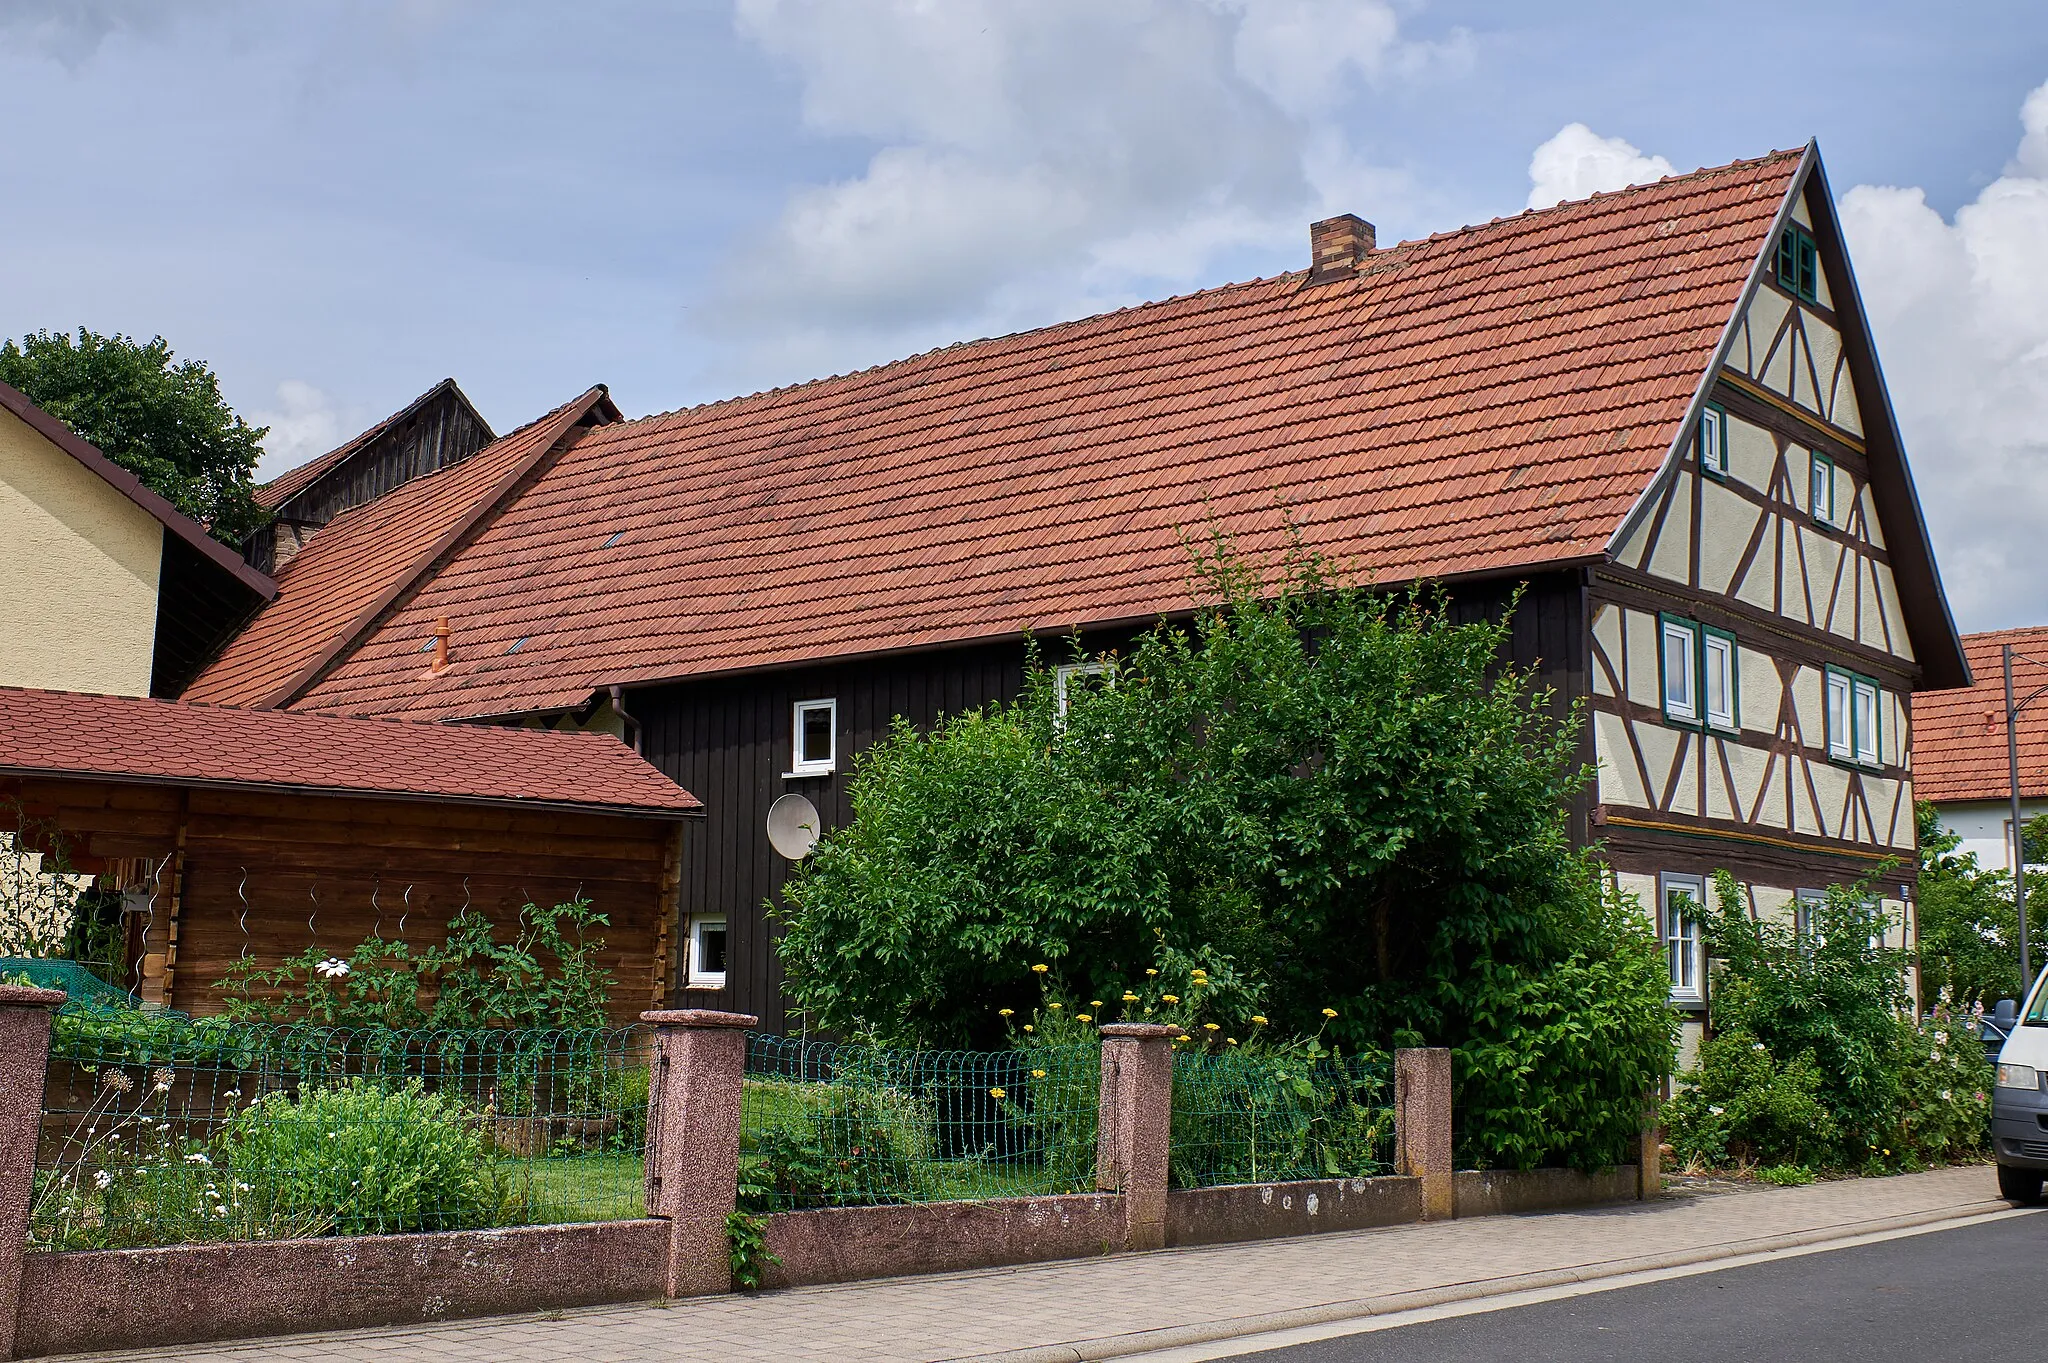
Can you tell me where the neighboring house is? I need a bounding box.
[0,380,275,699]
[0,686,700,1020]
[182,143,1966,1043]
[1913,627,2048,872]
[247,377,494,576]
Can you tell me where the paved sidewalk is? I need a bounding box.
[52,1166,2003,1363]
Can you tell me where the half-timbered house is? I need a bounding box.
[191,143,1967,1046]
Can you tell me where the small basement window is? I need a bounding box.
[686,916,728,989]
[1698,403,1729,479]
[1777,223,1819,303]
[1660,616,1700,726]
[790,698,837,776]
[1809,453,1836,525]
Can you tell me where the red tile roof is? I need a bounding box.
[1913,628,2048,804]
[0,687,699,815]
[256,378,483,513]
[184,389,616,708]
[285,151,1804,721]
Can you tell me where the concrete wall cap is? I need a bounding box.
[639,1008,758,1029]
[1099,1023,1182,1039]
[0,984,67,1008]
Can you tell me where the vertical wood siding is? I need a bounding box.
[638,574,1587,1034]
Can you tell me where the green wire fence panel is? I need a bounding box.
[33,1015,652,1251]
[1170,1050,1395,1189]
[739,1035,1100,1211]
[0,957,150,1016]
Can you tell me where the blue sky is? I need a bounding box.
[4,1,2046,629]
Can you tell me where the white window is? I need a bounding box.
[1699,404,1728,478]
[685,915,728,989]
[1660,618,1700,725]
[1852,676,1881,766]
[1702,629,1737,732]
[1825,668,1853,760]
[790,699,837,776]
[1661,873,1706,1002]
[1053,661,1112,716]
[1809,453,1836,525]
[1795,888,1825,943]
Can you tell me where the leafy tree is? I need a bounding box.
[776,543,1676,1168]
[1691,871,1909,1164]
[1914,803,2021,1011]
[0,328,267,544]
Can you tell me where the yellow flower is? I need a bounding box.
[1251,1015,1269,1026]
[1031,1069,1047,1079]
[1048,1002,1062,1010]
[1191,978,1208,987]
[1032,964,1049,974]
[1226,1038,1238,1046]
[1204,1022,1220,1031]
[998,1008,1014,1017]
[1090,1000,1104,1008]
[1191,968,1208,978]
[1321,1008,1338,1018]
[990,1087,1007,1099]
[1145,968,1159,977]
[1122,992,1140,1003]
[1022,1024,1035,1033]
[1076,1013,1092,1022]
[1161,994,1180,1004]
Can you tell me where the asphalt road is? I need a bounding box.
[1218,1211,2046,1363]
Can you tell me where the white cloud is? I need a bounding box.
[1525,123,1675,211]
[1841,77,2048,632]
[249,380,345,482]
[703,0,1453,380]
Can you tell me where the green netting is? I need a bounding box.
[739,1035,1100,1210]
[1170,1050,1395,1189]
[34,1016,651,1250]
[0,957,154,1017]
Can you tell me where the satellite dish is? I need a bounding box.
[766,794,822,860]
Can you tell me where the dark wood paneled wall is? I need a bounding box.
[637,572,1590,1034]
[5,778,680,1027]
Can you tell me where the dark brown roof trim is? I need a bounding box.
[0,378,276,601]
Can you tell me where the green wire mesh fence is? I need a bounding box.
[34,1016,652,1251]
[738,1035,1101,1211]
[1170,1049,1395,1189]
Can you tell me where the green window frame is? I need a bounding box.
[1659,613,1701,728]
[1701,625,1740,733]
[1777,223,1819,302]
[1809,452,1836,525]
[1823,664,1883,768]
[1698,403,1729,479]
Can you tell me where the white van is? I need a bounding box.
[1994,972,2048,1204]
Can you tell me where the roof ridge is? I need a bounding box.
[613,148,1808,431]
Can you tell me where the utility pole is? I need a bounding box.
[2005,644,2042,996]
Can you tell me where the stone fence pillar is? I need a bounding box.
[1096,1023,1178,1252]
[0,985,64,1361]
[1393,1046,1453,1220]
[642,1008,756,1298]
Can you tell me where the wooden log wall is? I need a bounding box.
[2,778,680,1027]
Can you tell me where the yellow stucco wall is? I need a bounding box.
[0,406,162,695]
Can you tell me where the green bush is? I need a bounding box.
[1666,1032,1837,1168]
[776,543,1674,1169]
[739,1079,929,1211]
[1890,1011,1993,1165]
[221,1079,509,1234]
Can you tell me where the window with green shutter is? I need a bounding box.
[1777,223,1819,303]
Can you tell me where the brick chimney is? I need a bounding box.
[1309,214,1376,283]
